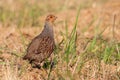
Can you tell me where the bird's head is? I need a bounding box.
[45,14,57,23]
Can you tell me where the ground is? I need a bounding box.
[0,0,120,80]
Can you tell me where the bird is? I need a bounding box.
[23,14,57,68]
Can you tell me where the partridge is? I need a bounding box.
[23,14,57,67]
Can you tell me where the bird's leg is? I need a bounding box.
[32,61,41,69]
[47,56,55,79]
[50,54,54,69]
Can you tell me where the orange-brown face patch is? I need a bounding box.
[45,14,57,23]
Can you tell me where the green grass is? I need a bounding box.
[0,0,120,80]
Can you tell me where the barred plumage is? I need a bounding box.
[23,14,57,67]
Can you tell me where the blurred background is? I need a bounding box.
[0,0,120,80]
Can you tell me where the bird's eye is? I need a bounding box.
[50,16,52,18]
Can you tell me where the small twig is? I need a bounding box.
[72,55,80,75]
[98,25,109,37]
[112,14,116,41]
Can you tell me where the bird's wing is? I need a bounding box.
[23,35,42,60]
[27,36,42,54]
[37,36,55,54]
[24,34,55,61]
[27,35,55,55]
[35,36,55,61]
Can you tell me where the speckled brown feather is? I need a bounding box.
[23,14,56,66]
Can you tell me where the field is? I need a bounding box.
[0,0,120,80]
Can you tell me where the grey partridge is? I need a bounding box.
[23,14,57,67]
